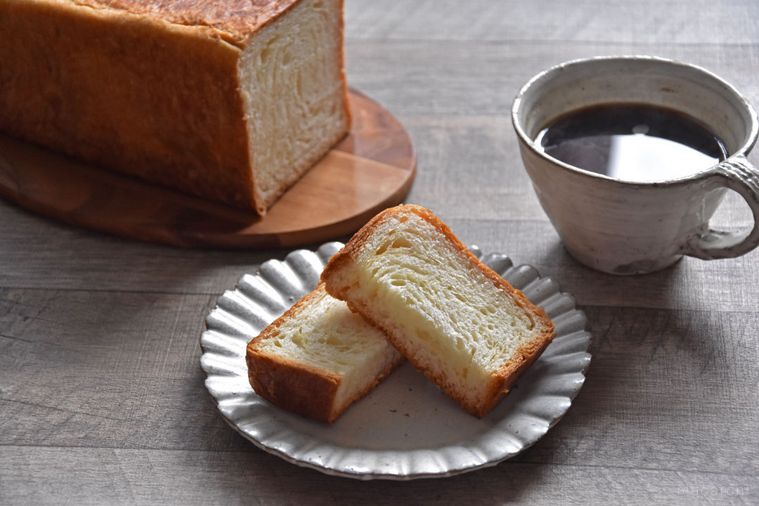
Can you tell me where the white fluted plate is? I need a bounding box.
[200,242,591,480]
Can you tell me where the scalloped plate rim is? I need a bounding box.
[200,242,592,480]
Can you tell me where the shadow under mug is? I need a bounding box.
[512,56,759,275]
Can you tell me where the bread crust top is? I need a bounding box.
[60,0,302,46]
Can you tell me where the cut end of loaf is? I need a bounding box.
[246,284,402,422]
[0,0,349,215]
[322,204,555,417]
[238,0,350,215]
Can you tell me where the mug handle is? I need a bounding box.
[683,154,759,259]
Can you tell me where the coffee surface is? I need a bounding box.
[535,104,728,182]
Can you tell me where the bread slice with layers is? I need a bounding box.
[246,284,402,423]
[0,0,350,214]
[321,204,555,417]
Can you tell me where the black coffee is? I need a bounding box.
[535,104,728,182]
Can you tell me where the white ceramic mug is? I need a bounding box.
[512,56,759,275]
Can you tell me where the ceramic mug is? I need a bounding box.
[512,56,759,275]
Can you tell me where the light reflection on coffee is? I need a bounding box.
[534,104,728,182]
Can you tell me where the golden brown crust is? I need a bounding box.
[248,347,402,423]
[246,284,402,423]
[322,204,556,417]
[247,286,337,422]
[1,0,349,214]
[0,0,257,209]
[247,351,341,423]
[68,0,301,47]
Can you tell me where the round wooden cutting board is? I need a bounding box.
[0,90,415,249]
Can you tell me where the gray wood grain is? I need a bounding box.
[2,290,758,479]
[2,446,757,506]
[2,0,759,503]
[345,0,759,45]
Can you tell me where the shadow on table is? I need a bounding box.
[188,432,554,502]
[513,240,735,471]
[533,240,690,309]
[537,240,729,380]
[187,239,737,499]
[190,361,553,501]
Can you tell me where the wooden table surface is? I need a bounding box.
[2,1,758,504]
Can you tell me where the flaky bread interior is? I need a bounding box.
[239,0,350,213]
[247,284,401,422]
[322,205,555,417]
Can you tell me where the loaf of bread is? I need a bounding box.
[246,284,403,422]
[321,205,555,417]
[0,0,350,214]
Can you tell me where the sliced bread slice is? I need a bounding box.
[321,204,555,417]
[246,284,402,423]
